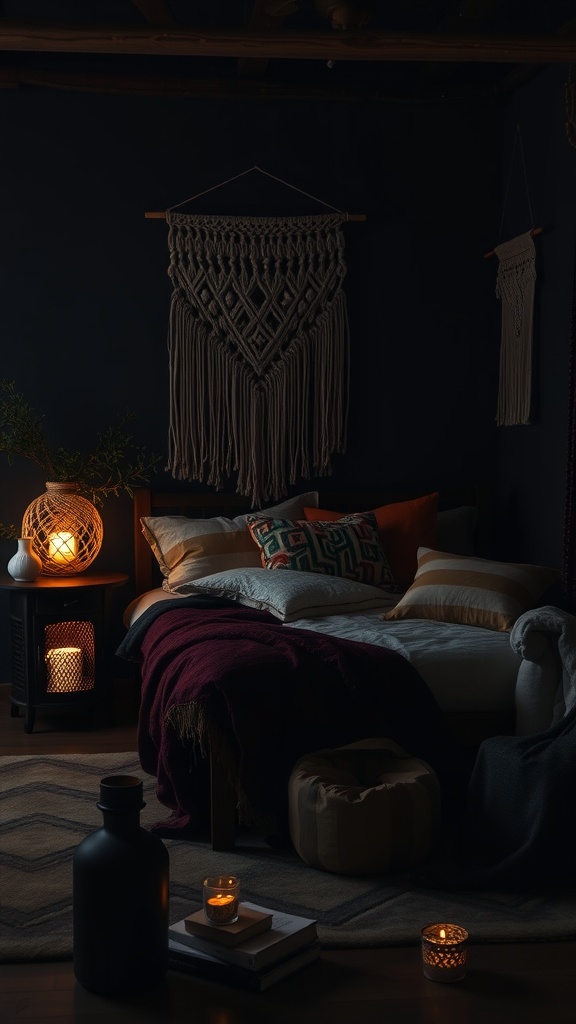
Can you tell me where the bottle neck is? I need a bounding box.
[100,810,141,832]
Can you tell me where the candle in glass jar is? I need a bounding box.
[49,531,76,564]
[203,876,239,925]
[421,923,469,982]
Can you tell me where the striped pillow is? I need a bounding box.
[141,491,319,593]
[247,512,395,588]
[383,547,560,632]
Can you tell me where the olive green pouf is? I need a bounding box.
[288,738,441,875]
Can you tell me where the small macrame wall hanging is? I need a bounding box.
[485,126,542,427]
[160,168,354,507]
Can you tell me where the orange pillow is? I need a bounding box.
[303,493,438,590]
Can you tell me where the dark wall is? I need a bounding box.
[0,82,517,677]
[495,66,576,571]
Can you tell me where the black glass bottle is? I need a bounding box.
[73,774,169,995]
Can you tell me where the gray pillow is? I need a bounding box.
[436,506,478,555]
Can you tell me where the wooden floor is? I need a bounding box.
[0,683,574,1024]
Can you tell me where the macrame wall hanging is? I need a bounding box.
[485,126,542,427]
[159,168,354,507]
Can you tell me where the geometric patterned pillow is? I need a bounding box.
[246,512,395,588]
[303,492,439,590]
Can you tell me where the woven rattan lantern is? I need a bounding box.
[21,482,103,576]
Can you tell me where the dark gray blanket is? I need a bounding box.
[419,704,576,889]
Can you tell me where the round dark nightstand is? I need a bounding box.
[0,572,129,733]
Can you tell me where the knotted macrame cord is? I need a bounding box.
[166,211,349,506]
[494,126,537,426]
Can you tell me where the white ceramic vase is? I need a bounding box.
[7,537,42,582]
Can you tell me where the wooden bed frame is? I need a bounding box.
[131,482,490,850]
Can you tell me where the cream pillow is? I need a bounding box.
[383,547,560,632]
[141,491,319,592]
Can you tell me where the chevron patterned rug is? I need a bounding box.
[2,751,576,963]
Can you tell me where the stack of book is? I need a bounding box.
[168,901,320,991]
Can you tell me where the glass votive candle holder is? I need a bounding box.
[203,875,240,925]
[421,923,469,982]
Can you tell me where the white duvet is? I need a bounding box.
[285,610,520,713]
[125,571,521,716]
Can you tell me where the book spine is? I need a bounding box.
[168,949,262,991]
[172,923,318,971]
[168,941,321,992]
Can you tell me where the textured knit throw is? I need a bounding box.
[494,230,536,426]
[166,212,349,506]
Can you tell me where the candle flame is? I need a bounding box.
[440,928,446,940]
[49,531,76,563]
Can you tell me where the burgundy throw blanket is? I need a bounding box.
[121,602,458,838]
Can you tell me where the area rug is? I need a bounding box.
[2,752,576,963]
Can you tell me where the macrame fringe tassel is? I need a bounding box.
[494,231,536,427]
[168,293,348,506]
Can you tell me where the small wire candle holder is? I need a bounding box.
[43,621,95,693]
[421,923,469,982]
[45,646,84,693]
[203,876,239,925]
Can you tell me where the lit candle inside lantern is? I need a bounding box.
[203,876,239,925]
[45,646,84,693]
[48,532,76,564]
[421,923,469,982]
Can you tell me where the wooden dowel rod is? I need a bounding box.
[483,226,543,259]
[144,211,366,221]
[2,25,576,64]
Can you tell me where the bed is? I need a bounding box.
[118,484,563,850]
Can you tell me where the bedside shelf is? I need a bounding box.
[0,573,128,733]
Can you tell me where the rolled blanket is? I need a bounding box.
[511,605,576,722]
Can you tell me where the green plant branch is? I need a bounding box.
[0,380,162,540]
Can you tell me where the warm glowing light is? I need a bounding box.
[421,923,469,983]
[48,532,76,564]
[207,894,235,908]
[45,646,83,693]
[203,875,239,924]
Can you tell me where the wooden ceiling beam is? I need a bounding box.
[418,0,506,83]
[1,22,576,63]
[237,0,291,80]
[494,15,576,96]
